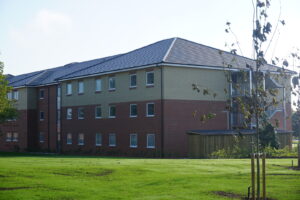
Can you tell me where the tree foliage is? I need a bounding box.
[0,61,17,124]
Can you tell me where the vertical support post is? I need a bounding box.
[251,153,256,200]
[262,153,266,200]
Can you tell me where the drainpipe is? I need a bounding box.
[160,65,164,158]
[48,86,50,151]
[283,87,286,130]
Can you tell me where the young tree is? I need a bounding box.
[0,61,17,124]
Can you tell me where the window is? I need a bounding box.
[95,106,102,119]
[78,108,84,119]
[39,89,45,99]
[109,133,116,147]
[12,133,18,142]
[130,104,137,117]
[40,111,45,121]
[96,133,102,146]
[130,74,137,88]
[109,77,116,90]
[78,133,84,145]
[95,79,102,92]
[6,133,12,142]
[39,132,45,143]
[109,105,116,118]
[130,134,138,148]
[67,108,72,119]
[78,81,84,94]
[147,134,155,148]
[67,83,72,95]
[67,133,72,144]
[13,91,19,100]
[146,103,154,117]
[146,71,154,86]
[7,92,12,100]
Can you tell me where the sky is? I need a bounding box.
[0,0,300,75]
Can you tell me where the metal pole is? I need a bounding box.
[251,153,256,200]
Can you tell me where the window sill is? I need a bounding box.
[109,145,116,147]
[130,115,137,118]
[96,144,102,147]
[108,89,116,92]
[109,116,116,119]
[146,115,155,117]
[67,143,72,145]
[95,117,102,119]
[147,146,155,149]
[129,86,137,89]
[66,94,72,96]
[146,84,154,88]
[78,144,84,146]
[130,146,138,148]
[78,93,84,95]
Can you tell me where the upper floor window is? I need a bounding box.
[13,133,19,142]
[67,83,72,95]
[109,77,116,90]
[146,71,154,86]
[7,92,12,100]
[130,134,138,148]
[130,74,137,88]
[78,108,84,119]
[6,132,12,142]
[13,91,19,100]
[109,133,116,147]
[67,108,72,119]
[78,81,84,94]
[95,106,102,119]
[109,105,116,118]
[146,103,155,117]
[95,79,102,92]
[39,132,45,143]
[40,111,45,121]
[147,134,155,148]
[67,133,72,144]
[78,133,84,145]
[130,104,137,117]
[95,133,102,146]
[39,89,45,99]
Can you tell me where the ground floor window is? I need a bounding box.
[12,133,18,142]
[6,132,12,142]
[96,133,102,146]
[78,133,84,145]
[147,134,155,148]
[67,133,72,144]
[130,134,138,148]
[39,132,45,143]
[109,133,116,147]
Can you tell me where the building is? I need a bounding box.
[0,38,293,157]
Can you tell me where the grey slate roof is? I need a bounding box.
[7,37,290,87]
[187,129,293,136]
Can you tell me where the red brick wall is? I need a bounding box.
[163,100,228,157]
[61,100,162,157]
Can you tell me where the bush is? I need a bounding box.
[264,146,297,158]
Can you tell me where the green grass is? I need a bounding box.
[0,153,299,200]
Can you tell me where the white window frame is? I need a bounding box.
[109,133,116,147]
[40,111,45,121]
[109,105,116,118]
[95,133,102,146]
[130,134,138,148]
[130,74,137,88]
[78,133,84,145]
[13,91,19,100]
[6,132,12,142]
[95,79,102,92]
[39,132,45,143]
[95,106,102,119]
[7,92,12,100]
[130,104,137,118]
[67,108,72,120]
[108,77,116,90]
[67,133,72,145]
[12,132,18,142]
[39,89,45,99]
[146,71,154,86]
[66,83,72,95]
[78,108,84,119]
[147,134,155,148]
[146,103,155,117]
[78,81,84,94]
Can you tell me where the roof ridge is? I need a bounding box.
[162,38,177,62]
[8,70,46,85]
[26,70,49,85]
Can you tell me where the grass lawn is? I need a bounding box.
[0,153,299,200]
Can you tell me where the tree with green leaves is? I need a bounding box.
[0,61,17,124]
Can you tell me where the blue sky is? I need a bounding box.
[1,0,300,75]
